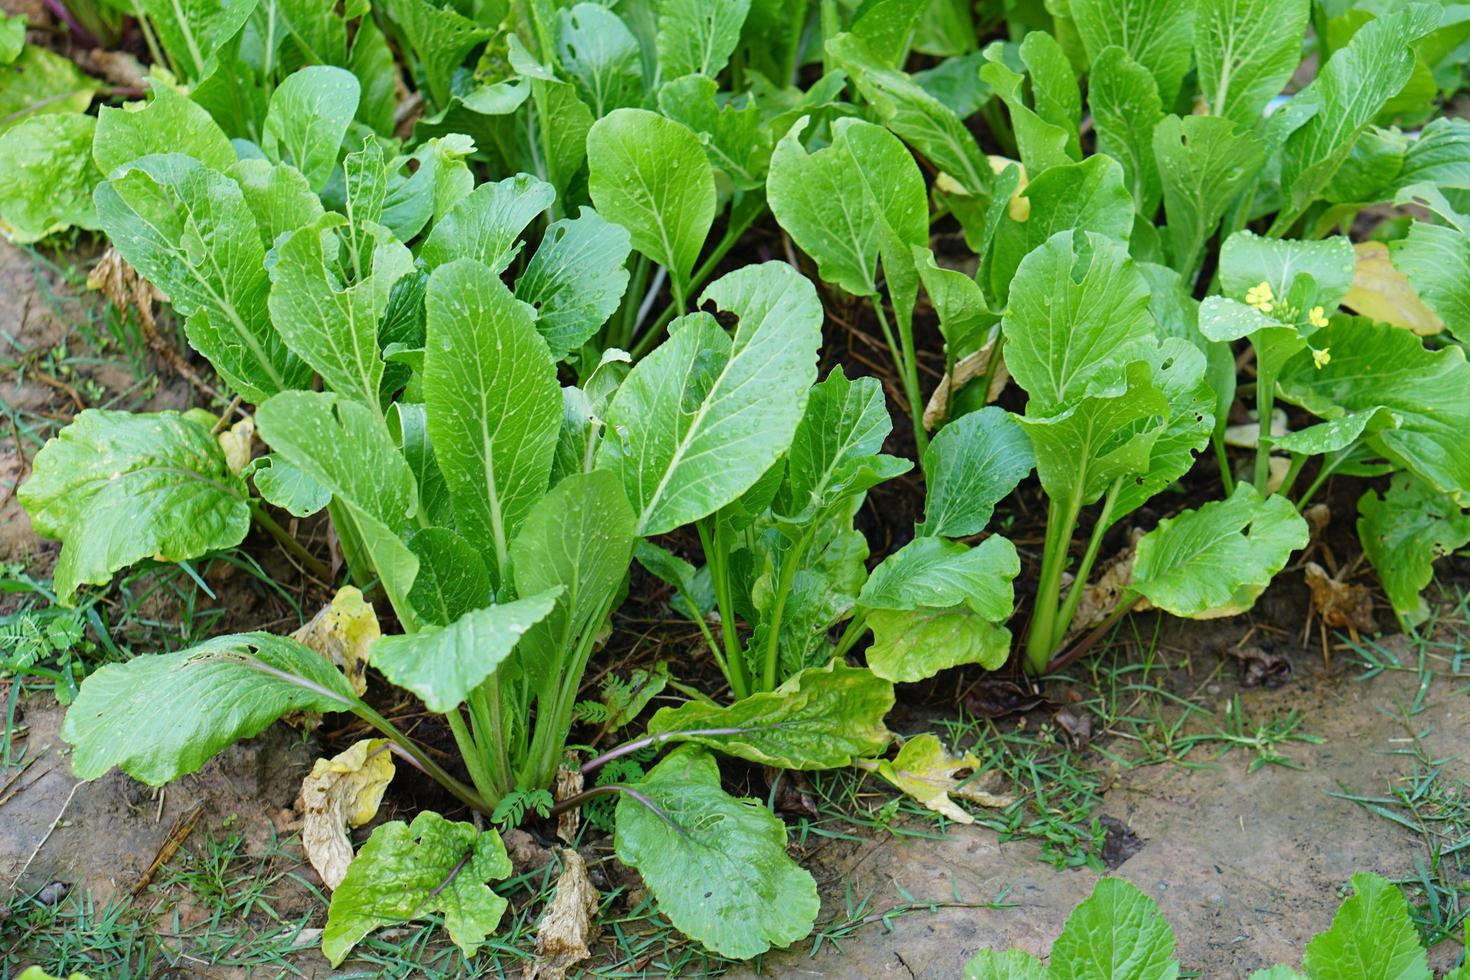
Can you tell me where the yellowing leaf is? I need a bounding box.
[869,733,1013,824]
[922,336,1011,430]
[301,738,396,890]
[987,154,1029,220]
[527,848,600,980]
[1342,241,1443,336]
[291,586,380,697]
[217,415,255,474]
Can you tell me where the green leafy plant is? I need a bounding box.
[963,872,1466,980]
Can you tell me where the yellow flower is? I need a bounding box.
[1313,347,1332,369]
[1245,280,1275,314]
[1308,305,1329,328]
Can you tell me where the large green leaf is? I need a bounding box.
[827,32,991,197]
[380,0,491,109]
[1274,4,1439,230]
[96,154,309,400]
[92,80,235,176]
[1194,0,1309,128]
[1087,46,1162,214]
[1048,878,1180,980]
[371,591,559,713]
[19,410,249,605]
[766,115,928,302]
[861,535,1019,620]
[645,660,893,769]
[657,75,773,191]
[783,366,909,517]
[514,206,632,359]
[1393,202,1470,343]
[1001,230,1154,415]
[1300,873,1430,980]
[510,469,636,694]
[420,174,555,274]
[1153,115,1264,278]
[261,66,359,192]
[586,108,715,294]
[1359,472,1470,629]
[1070,0,1194,105]
[134,0,256,79]
[657,0,750,78]
[963,948,1048,979]
[268,213,413,407]
[1019,30,1081,159]
[1277,317,1470,502]
[405,527,491,628]
[230,158,324,243]
[598,262,821,535]
[1111,339,1214,521]
[614,745,819,958]
[917,406,1034,538]
[323,812,511,966]
[990,157,1134,302]
[980,56,1072,178]
[0,112,100,244]
[255,391,421,615]
[61,632,357,784]
[865,606,1012,681]
[1131,484,1309,618]
[424,258,561,586]
[0,46,95,137]
[1217,230,1356,308]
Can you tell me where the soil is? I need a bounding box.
[2,227,1468,979]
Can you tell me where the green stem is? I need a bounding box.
[872,299,928,456]
[761,526,817,692]
[833,611,868,659]
[1025,495,1082,674]
[698,519,751,699]
[1252,361,1279,495]
[1052,478,1122,653]
[618,255,651,352]
[346,700,491,815]
[1276,451,1310,501]
[1294,448,1350,510]
[446,707,499,803]
[249,501,331,582]
[1212,431,1235,496]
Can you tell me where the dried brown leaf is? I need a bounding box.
[527,849,600,980]
[1304,561,1375,633]
[923,336,1011,430]
[299,739,395,890]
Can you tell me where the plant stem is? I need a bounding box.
[1252,358,1279,495]
[872,299,928,456]
[833,611,868,659]
[1051,478,1122,653]
[698,519,751,699]
[580,727,749,775]
[618,255,651,351]
[1043,593,1136,675]
[249,501,332,582]
[445,707,499,804]
[1213,431,1235,496]
[1294,448,1350,510]
[1025,496,1082,674]
[761,526,817,692]
[545,783,673,826]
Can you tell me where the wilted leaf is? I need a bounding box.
[291,586,381,698]
[527,849,600,980]
[216,416,254,475]
[1303,562,1375,634]
[1341,241,1444,336]
[869,733,1013,824]
[300,739,395,890]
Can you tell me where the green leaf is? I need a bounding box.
[861,535,1019,619]
[0,112,100,244]
[424,258,562,587]
[827,33,991,197]
[963,948,1048,980]
[1048,878,1180,980]
[133,0,256,79]
[657,0,750,78]
[380,0,491,109]
[19,410,249,605]
[251,455,330,518]
[0,46,95,137]
[1089,46,1163,214]
[262,66,359,192]
[0,11,23,64]
[1277,317,1470,502]
[1194,0,1309,128]
[784,367,909,516]
[1001,230,1154,414]
[61,632,357,784]
[323,812,511,966]
[990,156,1134,303]
[1301,873,1430,980]
[645,660,894,769]
[371,591,559,713]
[514,206,632,359]
[917,406,1034,538]
[420,174,555,275]
[865,606,1012,681]
[767,116,928,301]
[1019,30,1081,160]
[657,74,773,191]
[980,56,1073,178]
[1131,484,1309,618]
[255,391,421,616]
[229,158,324,243]
[1112,339,1214,521]
[1070,0,1194,105]
[587,108,715,292]
[1275,4,1439,230]
[268,213,413,407]
[1153,115,1265,278]
[598,262,821,535]
[849,0,929,67]
[349,16,397,136]
[405,527,491,628]
[510,469,636,694]
[913,246,989,354]
[1217,230,1356,309]
[380,134,476,242]
[557,3,642,117]
[96,154,309,400]
[1358,472,1470,629]
[614,745,819,958]
[1393,210,1470,343]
